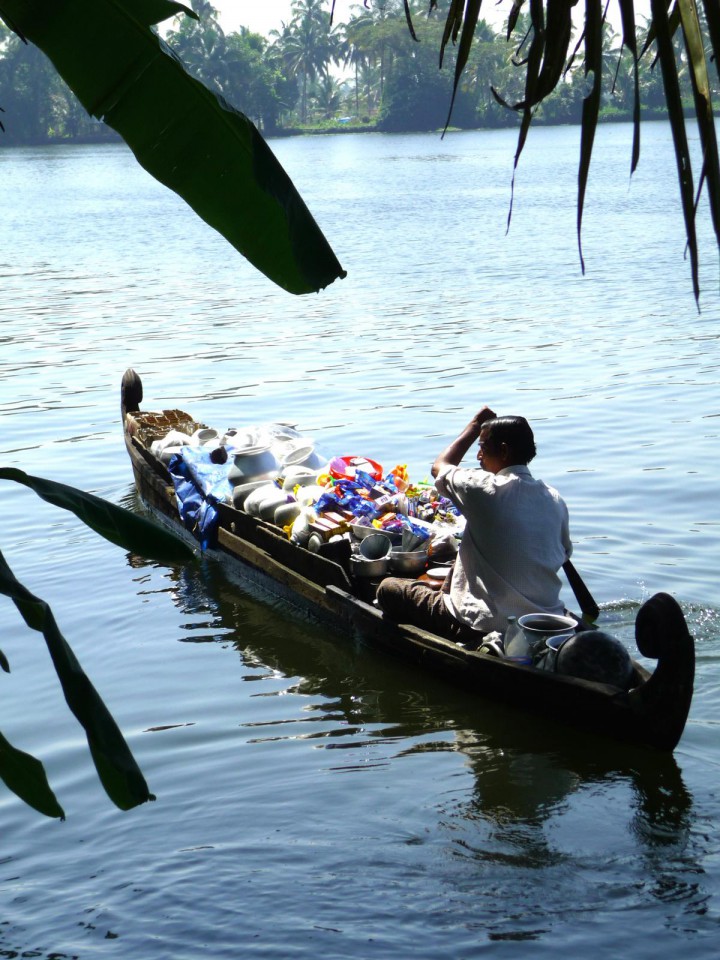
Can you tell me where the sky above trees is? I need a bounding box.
[207,0,651,39]
[213,0,355,37]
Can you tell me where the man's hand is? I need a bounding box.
[432,407,498,477]
[471,406,497,432]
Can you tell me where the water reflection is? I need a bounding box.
[125,534,695,864]
[466,729,691,848]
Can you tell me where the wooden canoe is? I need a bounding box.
[121,369,695,753]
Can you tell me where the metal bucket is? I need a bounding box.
[511,613,577,658]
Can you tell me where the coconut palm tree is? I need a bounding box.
[339,0,410,107]
[166,0,228,93]
[341,7,374,116]
[309,72,345,120]
[272,0,341,123]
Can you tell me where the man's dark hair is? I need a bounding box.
[483,416,537,464]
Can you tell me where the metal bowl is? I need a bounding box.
[389,549,428,576]
[517,613,577,643]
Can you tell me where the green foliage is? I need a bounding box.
[378,35,473,131]
[0,547,153,814]
[0,468,196,567]
[0,731,65,819]
[224,30,290,133]
[2,1,714,141]
[268,0,344,124]
[0,469,198,816]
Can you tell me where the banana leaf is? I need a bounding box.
[0,548,154,811]
[0,730,65,819]
[0,0,346,296]
[0,467,195,566]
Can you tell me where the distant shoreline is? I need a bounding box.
[0,106,677,149]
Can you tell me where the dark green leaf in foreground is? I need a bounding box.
[0,647,9,672]
[0,0,346,295]
[0,467,195,567]
[0,730,65,819]
[0,549,153,811]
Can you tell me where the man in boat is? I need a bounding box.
[376,407,573,646]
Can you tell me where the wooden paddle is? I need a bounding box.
[562,559,600,624]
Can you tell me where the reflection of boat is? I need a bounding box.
[128,546,696,850]
[121,370,695,753]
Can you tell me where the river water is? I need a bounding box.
[1,124,720,958]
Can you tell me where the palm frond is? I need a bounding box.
[0,549,153,812]
[577,0,603,274]
[434,0,719,302]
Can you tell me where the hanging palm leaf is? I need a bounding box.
[649,0,700,300]
[617,0,641,174]
[429,0,719,301]
[0,469,200,814]
[0,549,154,812]
[577,0,603,274]
[0,731,65,819]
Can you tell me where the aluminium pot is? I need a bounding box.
[349,555,389,578]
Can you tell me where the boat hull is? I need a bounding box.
[121,370,695,752]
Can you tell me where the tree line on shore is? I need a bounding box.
[0,0,711,145]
